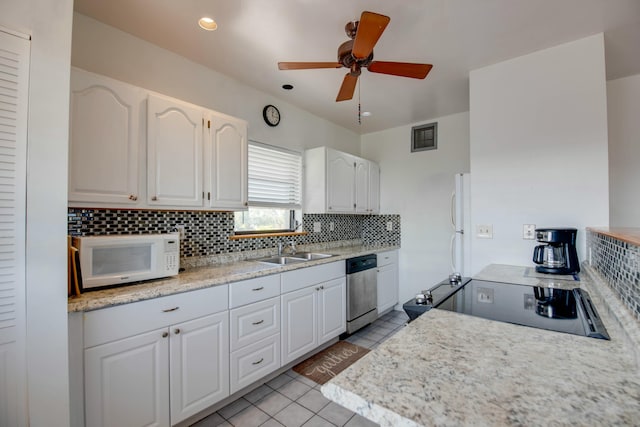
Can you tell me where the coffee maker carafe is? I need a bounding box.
[532,228,580,274]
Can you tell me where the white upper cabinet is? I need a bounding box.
[327,149,356,213]
[69,69,144,205]
[304,146,380,214]
[68,69,248,211]
[206,112,248,210]
[147,94,203,207]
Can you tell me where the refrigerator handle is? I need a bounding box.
[450,191,456,230]
[450,234,456,273]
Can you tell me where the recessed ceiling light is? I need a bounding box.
[282,84,294,90]
[361,111,372,117]
[198,17,218,31]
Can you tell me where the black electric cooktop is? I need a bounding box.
[430,278,609,340]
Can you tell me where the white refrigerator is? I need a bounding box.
[450,173,471,276]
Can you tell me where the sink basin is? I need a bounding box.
[289,252,335,260]
[256,256,308,265]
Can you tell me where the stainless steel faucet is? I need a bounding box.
[278,240,296,256]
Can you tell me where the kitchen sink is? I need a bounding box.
[289,252,335,260]
[256,256,308,265]
[254,252,335,265]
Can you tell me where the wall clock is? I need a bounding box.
[263,104,280,127]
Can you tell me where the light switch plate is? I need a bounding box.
[313,222,321,233]
[477,224,493,239]
[386,221,393,231]
[329,222,335,231]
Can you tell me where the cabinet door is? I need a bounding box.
[377,263,399,315]
[354,159,369,214]
[281,287,317,365]
[85,328,170,427]
[169,311,229,425]
[326,149,355,213]
[368,162,380,214]
[69,70,143,204]
[206,113,248,210]
[317,277,346,344]
[147,94,203,206]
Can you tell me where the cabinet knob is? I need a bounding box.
[174,328,181,334]
[162,332,169,338]
[244,202,248,207]
[252,319,264,325]
[151,196,158,201]
[128,194,138,201]
[252,358,264,365]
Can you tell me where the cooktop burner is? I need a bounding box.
[430,278,609,340]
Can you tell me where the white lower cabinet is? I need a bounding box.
[377,250,399,315]
[82,285,229,427]
[85,328,170,427]
[281,275,346,365]
[230,334,280,394]
[169,312,229,424]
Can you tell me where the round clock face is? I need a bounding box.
[263,105,280,127]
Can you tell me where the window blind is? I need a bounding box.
[248,142,302,208]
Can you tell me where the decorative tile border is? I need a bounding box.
[68,208,401,260]
[587,230,640,321]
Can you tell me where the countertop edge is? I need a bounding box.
[587,227,640,246]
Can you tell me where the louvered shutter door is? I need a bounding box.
[0,28,29,427]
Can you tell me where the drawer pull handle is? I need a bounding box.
[252,286,264,291]
[162,306,180,313]
[252,358,264,365]
[162,332,169,338]
[252,319,264,325]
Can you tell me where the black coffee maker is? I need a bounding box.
[532,228,580,274]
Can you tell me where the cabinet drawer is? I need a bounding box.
[229,274,280,308]
[230,297,280,352]
[281,261,344,294]
[377,250,398,267]
[84,285,229,348]
[230,334,280,394]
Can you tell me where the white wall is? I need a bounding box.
[362,112,470,304]
[0,1,73,426]
[469,34,609,274]
[71,13,360,155]
[607,73,640,227]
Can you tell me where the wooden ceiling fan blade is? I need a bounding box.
[278,62,342,70]
[367,61,433,79]
[352,11,390,59]
[336,73,358,102]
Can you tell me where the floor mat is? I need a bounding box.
[292,341,370,385]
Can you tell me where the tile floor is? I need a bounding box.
[191,310,409,427]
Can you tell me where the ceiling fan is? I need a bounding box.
[278,11,433,102]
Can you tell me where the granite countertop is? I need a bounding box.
[67,244,399,312]
[588,226,640,246]
[322,264,640,427]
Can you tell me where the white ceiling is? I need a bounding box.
[73,0,640,134]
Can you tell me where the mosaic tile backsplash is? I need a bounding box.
[588,231,640,321]
[68,209,401,259]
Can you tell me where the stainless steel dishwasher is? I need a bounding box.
[345,254,378,334]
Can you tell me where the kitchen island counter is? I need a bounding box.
[68,243,398,312]
[322,264,640,426]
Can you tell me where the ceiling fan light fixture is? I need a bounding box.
[198,17,218,31]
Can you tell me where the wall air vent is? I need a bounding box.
[411,122,437,152]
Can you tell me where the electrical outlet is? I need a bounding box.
[523,224,536,240]
[386,221,393,231]
[313,222,322,233]
[477,288,494,303]
[477,224,493,239]
[175,225,186,239]
[329,222,335,231]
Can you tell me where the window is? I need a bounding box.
[234,141,302,234]
[411,122,437,152]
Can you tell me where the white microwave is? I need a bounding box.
[72,233,180,290]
